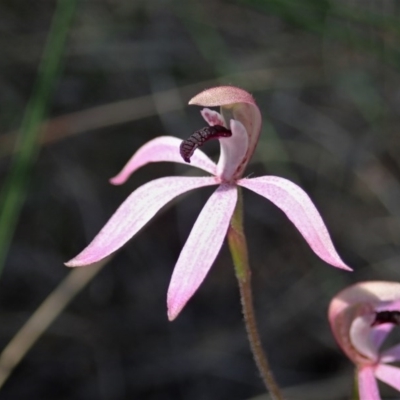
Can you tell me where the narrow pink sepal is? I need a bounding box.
[167,184,238,321]
[374,364,400,391]
[381,343,400,363]
[110,136,216,185]
[65,176,218,266]
[189,86,256,107]
[358,367,381,400]
[238,176,351,271]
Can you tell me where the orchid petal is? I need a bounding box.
[201,108,226,127]
[374,364,400,391]
[167,184,238,320]
[328,303,376,365]
[358,367,381,400]
[375,299,400,312]
[329,282,400,324]
[66,176,218,266]
[190,86,261,177]
[371,324,394,350]
[217,119,248,181]
[350,315,379,362]
[238,176,351,270]
[110,136,216,185]
[381,343,400,363]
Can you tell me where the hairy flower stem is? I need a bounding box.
[352,368,360,400]
[228,188,284,400]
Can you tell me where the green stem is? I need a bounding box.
[0,0,78,274]
[227,188,284,400]
[352,368,360,400]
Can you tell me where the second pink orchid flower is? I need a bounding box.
[66,86,351,320]
[329,281,400,400]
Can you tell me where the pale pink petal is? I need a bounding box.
[350,315,379,362]
[110,136,216,185]
[167,184,238,320]
[201,107,250,181]
[66,176,218,266]
[190,86,261,177]
[329,282,400,325]
[371,324,394,350]
[217,120,248,181]
[201,108,226,127]
[358,366,381,400]
[328,302,377,365]
[238,176,351,270]
[375,364,400,391]
[381,343,400,363]
[375,299,400,312]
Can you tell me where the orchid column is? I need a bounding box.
[66,86,350,398]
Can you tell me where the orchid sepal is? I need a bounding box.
[65,176,218,267]
[110,136,216,185]
[238,176,351,271]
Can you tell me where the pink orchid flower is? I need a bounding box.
[328,281,400,399]
[66,86,350,320]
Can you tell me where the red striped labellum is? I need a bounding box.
[180,125,232,163]
[372,311,400,326]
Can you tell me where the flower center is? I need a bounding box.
[180,125,232,163]
[372,310,400,326]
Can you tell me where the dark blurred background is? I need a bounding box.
[1,0,400,399]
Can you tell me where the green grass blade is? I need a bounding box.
[0,0,78,275]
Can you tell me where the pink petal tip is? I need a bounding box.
[239,176,352,271]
